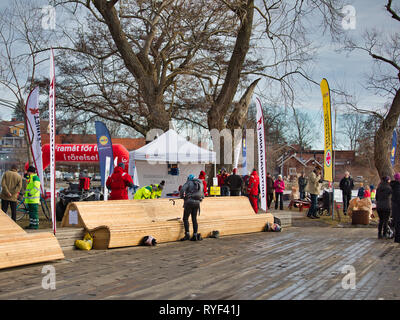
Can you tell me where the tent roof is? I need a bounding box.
[131,129,216,163]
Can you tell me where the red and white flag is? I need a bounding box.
[256,98,267,212]
[25,87,44,196]
[49,48,56,234]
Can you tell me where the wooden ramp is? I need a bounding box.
[61,197,274,249]
[0,211,64,270]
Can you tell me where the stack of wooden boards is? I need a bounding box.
[61,197,274,249]
[0,210,64,270]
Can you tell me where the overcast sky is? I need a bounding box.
[0,0,398,149]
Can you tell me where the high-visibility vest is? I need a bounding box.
[24,174,40,204]
[151,184,163,199]
[134,186,152,200]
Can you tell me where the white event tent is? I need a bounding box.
[128,129,216,197]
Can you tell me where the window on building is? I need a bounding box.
[289,168,297,175]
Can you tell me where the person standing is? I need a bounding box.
[247,169,260,213]
[218,168,229,196]
[370,185,376,203]
[376,176,392,239]
[274,175,285,210]
[106,163,134,200]
[298,172,307,200]
[390,173,400,243]
[339,171,354,215]
[0,164,22,221]
[24,166,41,229]
[198,171,208,197]
[266,172,274,209]
[363,185,371,199]
[357,182,365,199]
[225,168,243,196]
[305,167,323,219]
[180,174,204,241]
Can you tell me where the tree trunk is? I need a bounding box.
[92,0,170,133]
[207,0,254,131]
[374,88,400,179]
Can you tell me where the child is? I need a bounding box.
[357,182,365,199]
[364,185,371,199]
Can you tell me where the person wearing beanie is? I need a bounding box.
[179,174,204,241]
[134,185,154,200]
[225,168,243,196]
[106,162,133,200]
[1,163,22,221]
[217,168,229,196]
[24,165,41,229]
[391,173,400,243]
[376,176,392,239]
[151,180,166,199]
[198,171,208,197]
[247,169,260,213]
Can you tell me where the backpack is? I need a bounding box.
[187,179,204,201]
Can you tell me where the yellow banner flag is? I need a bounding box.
[320,78,333,182]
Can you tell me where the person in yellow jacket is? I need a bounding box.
[24,166,41,229]
[134,185,155,200]
[151,180,165,199]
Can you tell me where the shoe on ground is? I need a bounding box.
[181,233,190,241]
[191,233,201,241]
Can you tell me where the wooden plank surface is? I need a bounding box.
[0,224,398,300]
[0,210,65,270]
[61,197,274,249]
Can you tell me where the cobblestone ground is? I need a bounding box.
[0,220,399,300]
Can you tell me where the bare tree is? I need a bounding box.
[338,112,365,150]
[286,108,315,151]
[0,0,55,162]
[342,0,400,178]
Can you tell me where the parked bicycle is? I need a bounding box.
[7,194,51,221]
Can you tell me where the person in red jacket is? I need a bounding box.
[106,163,133,200]
[198,170,208,197]
[247,168,260,213]
[217,168,229,196]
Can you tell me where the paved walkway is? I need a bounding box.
[0,220,399,300]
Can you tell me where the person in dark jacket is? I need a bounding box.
[266,172,274,209]
[357,182,365,199]
[179,174,204,241]
[298,172,307,200]
[225,168,243,196]
[339,171,354,215]
[376,176,392,239]
[390,173,400,243]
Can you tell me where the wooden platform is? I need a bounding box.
[0,211,64,270]
[61,197,274,249]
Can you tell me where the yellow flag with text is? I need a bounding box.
[320,79,333,182]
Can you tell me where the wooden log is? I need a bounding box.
[61,197,275,249]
